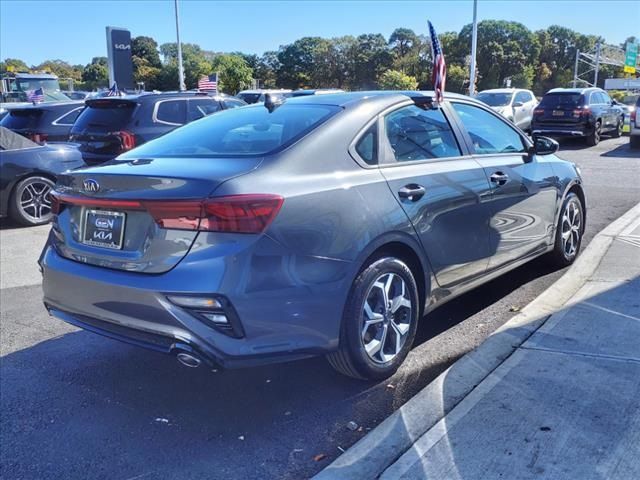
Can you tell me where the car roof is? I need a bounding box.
[282,90,476,109]
[238,89,292,94]
[547,87,601,94]
[478,88,522,94]
[7,100,85,111]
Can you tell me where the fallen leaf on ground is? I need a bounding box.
[313,453,327,462]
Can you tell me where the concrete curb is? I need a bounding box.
[314,201,640,480]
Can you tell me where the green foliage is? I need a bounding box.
[4,22,629,96]
[378,70,418,90]
[210,54,253,94]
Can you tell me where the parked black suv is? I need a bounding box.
[69,92,246,164]
[0,101,85,143]
[531,87,624,146]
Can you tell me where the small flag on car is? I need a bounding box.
[198,73,218,92]
[428,21,447,104]
[106,82,119,97]
[27,87,45,103]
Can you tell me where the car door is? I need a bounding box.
[589,92,606,128]
[600,91,616,130]
[449,101,558,271]
[378,102,494,288]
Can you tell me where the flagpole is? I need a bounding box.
[174,0,186,91]
[468,0,478,96]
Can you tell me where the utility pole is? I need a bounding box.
[468,0,478,96]
[174,0,186,91]
[572,49,580,88]
[594,41,601,87]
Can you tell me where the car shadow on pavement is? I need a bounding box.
[600,142,639,158]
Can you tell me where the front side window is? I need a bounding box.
[155,100,186,125]
[476,92,513,107]
[384,105,460,162]
[514,92,530,104]
[452,102,526,155]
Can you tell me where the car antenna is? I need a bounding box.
[264,93,284,113]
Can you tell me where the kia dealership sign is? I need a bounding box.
[106,26,134,90]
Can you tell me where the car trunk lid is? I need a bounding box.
[534,92,586,124]
[50,156,263,273]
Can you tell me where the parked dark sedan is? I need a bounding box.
[41,91,585,379]
[531,87,624,145]
[0,101,85,143]
[69,92,244,165]
[0,127,85,226]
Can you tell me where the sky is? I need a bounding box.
[1,0,638,66]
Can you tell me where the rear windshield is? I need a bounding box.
[71,101,136,133]
[476,92,512,107]
[0,109,43,130]
[237,93,261,104]
[120,104,341,158]
[539,93,583,108]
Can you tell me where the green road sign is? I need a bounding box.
[624,42,638,73]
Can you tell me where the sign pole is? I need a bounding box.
[174,0,186,91]
[468,0,478,96]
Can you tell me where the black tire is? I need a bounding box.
[630,136,640,149]
[611,117,623,138]
[586,121,601,146]
[547,192,584,268]
[9,176,55,226]
[327,257,419,380]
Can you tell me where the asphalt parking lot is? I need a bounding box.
[1,135,639,480]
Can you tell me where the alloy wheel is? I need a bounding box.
[18,178,53,223]
[561,198,582,260]
[361,272,412,364]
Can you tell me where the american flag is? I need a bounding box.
[106,82,119,97]
[428,21,447,103]
[27,88,45,103]
[198,74,218,92]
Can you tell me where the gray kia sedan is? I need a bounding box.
[40,91,585,379]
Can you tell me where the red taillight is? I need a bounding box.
[534,108,544,115]
[117,131,136,151]
[200,195,284,233]
[632,109,637,124]
[572,106,590,118]
[51,193,284,233]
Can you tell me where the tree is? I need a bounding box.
[277,37,327,88]
[211,54,253,94]
[378,70,418,90]
[159,42,213,89]
[1,58,29,73]
[447,64,468,93]
[511,65,535,89]
[81,57,108,89]
[353,34,393,89]
[256,51,280,88]
[389,28,419,58]
[132,36,161,68]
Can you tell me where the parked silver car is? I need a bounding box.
[476,88,538,131]
[41,91,586,380]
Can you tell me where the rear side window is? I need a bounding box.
[187,99,220,121]
[355,123,378,165]
[384,105,461,162]
[1,109,43,130]
[155,100,186,125]
[540,93,583,108]
[72,101,136,132]
[120,104,341,158]
[452,102,525,154]
[515,92,531,104]
[223,99,246,109]
[237,93,261,104]
[53,107,84,126]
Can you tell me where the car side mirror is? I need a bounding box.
[530,136,559,156]
[513,101,524,107]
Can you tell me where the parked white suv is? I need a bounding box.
[476,88,538,131]
[630,96,640,149]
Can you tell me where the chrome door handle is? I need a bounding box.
[490,172,509,186]
[398,184,426,202]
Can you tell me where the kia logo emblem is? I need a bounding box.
[114,44,131,50]
[83,179,100,193]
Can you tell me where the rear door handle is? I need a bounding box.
[490,172,509,186]
[398,184,426,202]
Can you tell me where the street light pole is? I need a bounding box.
[174,0,186,91]
[594,41,601,87]
[468,0,478,96]
[572,49,580,88]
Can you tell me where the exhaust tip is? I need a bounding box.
[176,352,202,368]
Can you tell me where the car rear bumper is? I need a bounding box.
[40,238,350,368]
[531,127,588,137]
